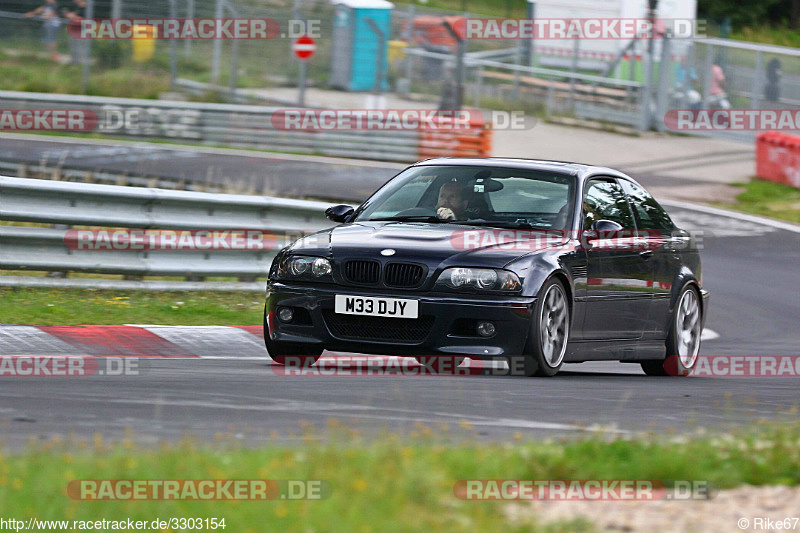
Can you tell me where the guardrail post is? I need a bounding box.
[225,0,240,101]
[168,0,178,92]
[569,38,580,111]
[702,42,714,111]
[211,0,224,84]
[523,0,535,67]
[365,18,386,93]
[513,40,521,100]
[473,68,483,108]
[80,0,94,94]
[47,223,70,279]
[184,0,194,55]
[752,50,763,110]
[442,20,465,110]
[655,32,672,132]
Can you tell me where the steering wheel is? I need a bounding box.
[552,204,570,229]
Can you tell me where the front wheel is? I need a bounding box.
[641,284,702,376]
[511,277,570,377]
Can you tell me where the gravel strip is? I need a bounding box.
[505,485,800,532]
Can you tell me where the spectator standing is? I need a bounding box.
[63,0,88,66]
[26,0,61,62]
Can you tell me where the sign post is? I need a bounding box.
[292,35,316,107]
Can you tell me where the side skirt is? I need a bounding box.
[565,339,666,362]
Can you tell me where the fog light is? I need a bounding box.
[476,321,495,337]
[277,307,294,323]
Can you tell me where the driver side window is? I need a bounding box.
[583,179,636,230]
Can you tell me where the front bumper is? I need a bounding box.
[265,282,536,357]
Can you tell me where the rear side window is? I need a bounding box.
[582,179,636,229]
[620,180,674,231]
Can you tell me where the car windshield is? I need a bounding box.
[353,165,576,229]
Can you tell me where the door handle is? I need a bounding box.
[639,250,654,260]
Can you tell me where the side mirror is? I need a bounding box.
[582,219,623,243]
[593,219,623,233]
[325,204,354,223]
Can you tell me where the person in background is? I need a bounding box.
[26,0,61,62]
[63,0,88,66]
[675,56,701,110]
[765,58,783,102]
[708,59,730,110]
[710,63,725,97]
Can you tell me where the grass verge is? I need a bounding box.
[0,51,171,99]
[729,25,800,48]
[1,422,799,531]
[0,288,263,325]
[716,179,800,224]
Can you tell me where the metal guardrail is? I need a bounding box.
[0,91,420,163]
[0,160,210,193]
[0,176,335,280]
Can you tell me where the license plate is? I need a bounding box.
[334,295,418,319]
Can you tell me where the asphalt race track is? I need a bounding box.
[0,136,403,201]
[0,136,721,202]
[1,200,799,449]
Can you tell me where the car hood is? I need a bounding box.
[286,222,566,268]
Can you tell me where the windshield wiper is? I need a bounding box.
[367,216,450,223]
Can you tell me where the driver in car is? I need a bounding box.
[436,181,468,220]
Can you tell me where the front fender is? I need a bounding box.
[505,250,578,300]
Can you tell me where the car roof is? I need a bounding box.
[412,157,636,184]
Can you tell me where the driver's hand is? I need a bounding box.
[437,207,456,220]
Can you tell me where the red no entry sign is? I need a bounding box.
[293,35,316,61]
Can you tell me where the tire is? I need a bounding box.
[511,277,570,377]
[641,284,702,377]
[263,309,323,367]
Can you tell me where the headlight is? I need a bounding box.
[435,267,521,292]
[311,257,332,277]
[276,255,332,281]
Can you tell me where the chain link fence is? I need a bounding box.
[670,38,800,140]
[0,0,335,100]
[2,1,800,140]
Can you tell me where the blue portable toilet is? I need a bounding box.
[329,0,393,91]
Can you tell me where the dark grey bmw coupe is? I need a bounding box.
[264,158,709,377]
